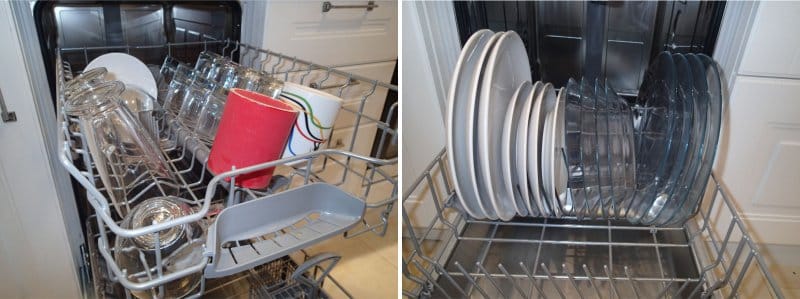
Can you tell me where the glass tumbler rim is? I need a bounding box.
[64,80,125,116]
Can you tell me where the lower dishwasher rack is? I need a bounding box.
[402,149,784,299]
[56,40,397,298]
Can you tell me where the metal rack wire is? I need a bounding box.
[402,149,784,298]
[57,39,397,298]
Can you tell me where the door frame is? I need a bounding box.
[9,0,86,292]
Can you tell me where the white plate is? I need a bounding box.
[86,53,158,100]
[501,81,532,217]
[464,31,505,219]
[447,29,494,219]
[552,88,569,215]
[542,86,567,217]
[477,31,531,221]
[517,82,543,216]
[530,83,556,216]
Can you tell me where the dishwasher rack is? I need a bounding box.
[57,39,397,298]
[402,149,784,298]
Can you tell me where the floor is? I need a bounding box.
[301,205,398,298]
[299,169,398,298]
[737,243,800,298]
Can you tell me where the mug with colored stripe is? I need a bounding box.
[279,82,344,160]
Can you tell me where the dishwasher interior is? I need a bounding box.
[40,2,398,298]
[402,1,783,298]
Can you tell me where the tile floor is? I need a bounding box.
[297,170,398,299]
[301,202,398,298]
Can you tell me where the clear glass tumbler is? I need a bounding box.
[156,56,181,104]
[195,86,227,145]
[209,60,241,89]
[177,77,215,130]
[64,67,108,105]
[65,81,177,216]
[163,64,195,116]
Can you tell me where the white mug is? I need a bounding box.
[279,82,344,159]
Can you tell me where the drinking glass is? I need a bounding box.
[120,85,160,143]
[234,68,267,91]
[64,67,108,106]
[194,51,223,75]
[163,63,195,116]
[177,77,215,129]
[65,81,177,216]
[209,60,241,89]
[198,54,230,82]
[195,86,227,145]
[156,56,180,104]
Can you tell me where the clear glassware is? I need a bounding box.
[163,63,195,116]
[257,76,285,99]
[120,85,162,145]
[177,77,215,130]
[627,52,678,224]
[563,78,637,219]
[233,68,267,91]
[64,67,108,107]
[234,68,284,98]
[195,86,227,145]
[115,196,204,299]
[156,56,180,104]
[209,60,241,89]
[65,81,177,216]
[194,51,223,75]
[198,54,230,82]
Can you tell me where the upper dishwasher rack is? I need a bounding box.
[57,40,397,297]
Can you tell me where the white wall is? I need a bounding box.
[713,1,800,246]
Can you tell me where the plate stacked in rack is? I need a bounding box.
[625,52,724,226]
[446,29,635,221]
[446,29,723,226]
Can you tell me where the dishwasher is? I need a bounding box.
[402,1,783,298]
[38,2,397,298]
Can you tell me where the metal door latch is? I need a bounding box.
[322,1,378,13]
[0,89,16,122]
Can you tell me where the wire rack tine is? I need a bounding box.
[476,263,507,298]
[455,262,490,299]
[564,264,585,299]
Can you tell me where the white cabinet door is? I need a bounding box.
[718,76,800,245]
[738,2,800,79]
[261,0,398,67]
[0,3,81,297]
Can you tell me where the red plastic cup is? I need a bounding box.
[207,88,299,189]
